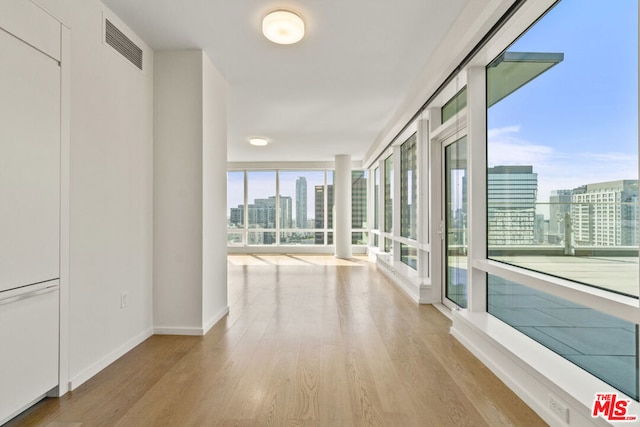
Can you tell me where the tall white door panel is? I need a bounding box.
[0,29,61,292]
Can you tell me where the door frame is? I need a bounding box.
[440,130,468,310]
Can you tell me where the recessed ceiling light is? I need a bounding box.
[262,10,305,45]
[249,137,268,146]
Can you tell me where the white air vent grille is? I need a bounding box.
[105,19,143,70]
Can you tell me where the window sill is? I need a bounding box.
[472,258,639,324]
[451,309,639,425]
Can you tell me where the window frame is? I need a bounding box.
[465,0,639,324]
[364,0,640,413]
[368,120,424,277]
[227,167,369,250]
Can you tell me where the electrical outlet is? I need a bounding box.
[120,292,129,309]
[549,394,569,424]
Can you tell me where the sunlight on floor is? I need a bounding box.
[227,254,370,267]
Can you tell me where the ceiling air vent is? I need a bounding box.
[105,19,143,70]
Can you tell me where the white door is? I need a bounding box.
[441,133,468,310]
[0,29,61,292]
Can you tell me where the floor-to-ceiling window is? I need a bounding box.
[326,171,334,245]
[227,169,366,249]
[227,171,245,245]
[372,167,380,248]
[486,0,638,296]
[246,171,277,245]
[363,0,639,417]
[400,134,418,269]
[352,170,369,245]
[445,135,468,308]
[368,123,423,281]
[485,0,638,400]
[278,170,325,245]
[384,155,394,253]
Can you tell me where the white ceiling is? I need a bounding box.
[100,0,470,163]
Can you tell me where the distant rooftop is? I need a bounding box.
[489,165,534,174]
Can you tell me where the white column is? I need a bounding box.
[335,155,352,259]
[201,52,230,333]
[154,50,229,335]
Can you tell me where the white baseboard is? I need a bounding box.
[432,302,453,320]
[68,327,153,391]
[153,326,204,336]
[154,306,229,336]
[203,305,229,335]
[379,264,419,302]
[376,258,434,304]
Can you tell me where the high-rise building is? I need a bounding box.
[314,184,334,244]
[534,214,547,244]
[352,171,367,229]
[279,195,293,229]
[236,195,292,244]
[229,205,244,227]
[352,170,368,245]
[248,198,276,228]
[571,180,638,247]
[295,177,307,229]
[548,189,573,244]
[487,165,538,246]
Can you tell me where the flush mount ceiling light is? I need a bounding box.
[249,137,268,146]
[262,10,305,45]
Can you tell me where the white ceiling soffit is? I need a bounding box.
[100,0,471,162]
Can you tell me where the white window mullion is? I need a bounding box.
[418,116,429,280]
[325,169,329,245]
[428,106,443,303]
[466,66,487,313]
[275,169,280,245]
[393,146,402,263]
[243,170,248,246]
[378,161,385,251]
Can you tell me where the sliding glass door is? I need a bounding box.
[444,135,468,308]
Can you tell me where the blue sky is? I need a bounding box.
[488,0,638,208]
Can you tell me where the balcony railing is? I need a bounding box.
[446,201,640,297]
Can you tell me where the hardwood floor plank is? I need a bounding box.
[317,295,354,426]
[343,346,386,427]
[318,344,354,426]
[6,256,546,427]
[335,270,416,420]
[287,299,321,423]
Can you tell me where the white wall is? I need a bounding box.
[35,0,154,389]
[202,54,229,331]
[154,50,229,334]
[153,51,204,332]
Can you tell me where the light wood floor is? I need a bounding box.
[7,255,546,426]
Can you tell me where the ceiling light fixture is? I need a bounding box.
[249,137,268,146]
[262,10,305,45]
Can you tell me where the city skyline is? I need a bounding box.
[482,163,639,247]
[228,171,368,231]
[227,171,331,221]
